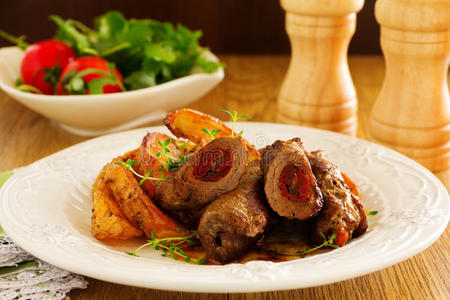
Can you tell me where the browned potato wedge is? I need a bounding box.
[91,163,143,241]
[104,156,190,239]
[138,132,197,197]
[164,108,260,161]
[141,132,180,166]
[164,108,233,145]
[138,133,173,198]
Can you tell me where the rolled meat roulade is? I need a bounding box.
[156,136,248,211]
[138,132,176,198]
[261,138,323,220]
[198,160,272,264]
[307,150,368,247]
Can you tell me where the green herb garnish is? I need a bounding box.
[298,233,339,256]
[60,63,125,95]
[15,84,43,94]
[201,128,221,141]
[115,159,165,185]
[50,11,223,91]
[282,232,339,257]
[221,110,250,137]
[0,30,29,50]
[156,138,189,171]
[15,76,52,94]
[367,210,378,216]
[126,230,208,265]
[174,139,197,152]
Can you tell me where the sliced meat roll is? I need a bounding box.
[307,150,368,247]
[156,136,248,211]
[198,160,272,264]
[261,138,323,220]
[168,208,206,230]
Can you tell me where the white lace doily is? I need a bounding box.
[0,228,88,299]
[1,170,88,299]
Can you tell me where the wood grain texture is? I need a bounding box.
[368,0,450,171]
[277,0,363,136]
[0,56,448,299]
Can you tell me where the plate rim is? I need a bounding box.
[0,122,448,293]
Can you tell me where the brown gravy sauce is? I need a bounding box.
[106,173,358,265]
[183,218,331,265]
[183,172,358,265]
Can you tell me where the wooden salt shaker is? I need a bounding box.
[277,0,364,136]
[369,0,450,171]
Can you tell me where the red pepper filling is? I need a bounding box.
[193,148,233,182]
[279,163,310,202]
[333,227,349,247]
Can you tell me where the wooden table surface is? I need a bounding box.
[0,55,448,299]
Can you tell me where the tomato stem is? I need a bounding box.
[0,30,29,50]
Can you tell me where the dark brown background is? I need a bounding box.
[0,0,380,54]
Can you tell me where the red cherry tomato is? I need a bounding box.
[57,56,123,95]
[21,39,76,95]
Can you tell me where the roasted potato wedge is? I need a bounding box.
[164,108,260,161]
[104,156,190,239]
[91,163,143,240]
[138,133,172,198]
[164,108,233,145]
[138,132,197,197]
[141,132,181,167]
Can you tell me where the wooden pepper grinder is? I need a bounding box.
[369,0,450,172]
[277,0,364,136]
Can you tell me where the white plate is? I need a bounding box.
[0,47,224,136]
[0,123,448,293]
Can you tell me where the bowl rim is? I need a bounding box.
[0,46,224,103]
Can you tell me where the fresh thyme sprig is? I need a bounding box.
[282,232,339,257]
[156,138,171,159]
[126,230,208,265]
[174,139,197,152]
[115,159,166,185]
[201,128,221,140]
[221,109,250,137]
[300,232,339,254]
[156,138,189,171]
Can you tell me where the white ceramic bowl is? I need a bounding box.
[0,47,224,136]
